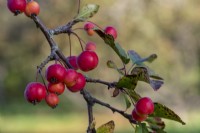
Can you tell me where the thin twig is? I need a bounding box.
[86,77,117,89]
[81,89,137,125]
[77,0,81,14]
[71,31,84,51]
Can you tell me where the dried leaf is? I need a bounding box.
[96,121,115,133]
[112,88,120,97]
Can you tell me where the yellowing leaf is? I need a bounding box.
[75,4,99,21]
[96,121,115,133]
[150,103,186,125]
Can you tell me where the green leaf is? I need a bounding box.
[115,42,129,64]
[96,121,115,133]
[128,50,142,65]
[147,67,164,80]
[128,50,157,65]
[117,67,163,91]
[150,103,186,125]
[116,75,138,90]
[146,54,157,63]
[135,123,149,133]
[107,60,124,75]
[126,89,141,103]
[75,4,99,21]
[95,29,130,64]
[131,67,164,91]
[123,94,131,110]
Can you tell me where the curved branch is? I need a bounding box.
[81,89,137,125]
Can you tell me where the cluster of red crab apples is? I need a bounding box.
[23,20,118,108]
[24,43,99,108]
[9,0,154,122]
[23,20,118,109]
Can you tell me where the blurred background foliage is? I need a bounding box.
[0,0,200,132]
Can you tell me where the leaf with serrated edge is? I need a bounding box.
[150,103,186,125]
[75,4,99,21]
[96,120,115,133]
[95,29,130,64]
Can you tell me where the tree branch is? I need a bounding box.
[30,13,136,133]
[86,77,117,89]
[81,89,137,125]
[31,15,72,68]
[81,90,96,133]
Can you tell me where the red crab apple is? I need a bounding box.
[45,64,66,84]
[66,56,79,70]
[45,93,59,108]
[85,42,96,51]
[104,26,118,39]
[64,69,78,87]
[24,82,47,104]
[132,109,148,122]
[77,51,98,72]
[68,73,86,92]
[48,82,65,95]
[25,1,40,17]
[7,0,26,15]
[135,97,154,115]
[84,22,95,36]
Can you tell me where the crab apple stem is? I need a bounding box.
[38,71,48,92]
[68,34,72,56]
[36,69,40,82]
[77,0,81,14]
[123,63,127,75]
[71,32,84,51]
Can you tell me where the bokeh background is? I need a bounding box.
[1,0,200,132]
